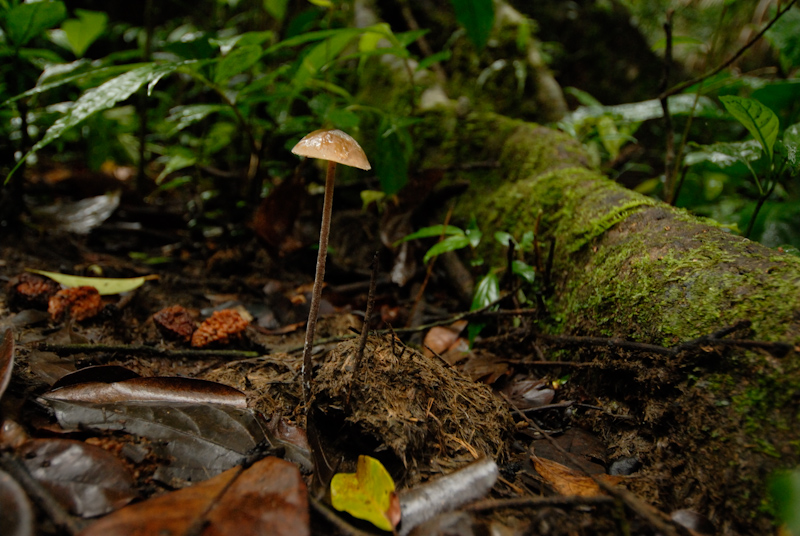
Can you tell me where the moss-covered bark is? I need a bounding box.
[414,110,800,533]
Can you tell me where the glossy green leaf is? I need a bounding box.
[494,231,516,247]
[451,0,494,51]
[331,456,398,531]
[293,32,354,88]
[783,123,800,170]
[157,150,197,184]
[719,95,779,161]
[7,62,181,184]
[394,225,464,246]
[769,469,800,536]
[28,270,158,295]
[512,260,536,284]
[471,272,499,311]
[423,234,471,264]
[4,1,66,47]
[165,104,228,136]
[61,9,107,58]
[214,44,262,84]
[684,140,763,168]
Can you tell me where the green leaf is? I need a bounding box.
[769,469,800,536]
[471,272,499,311]
[293,32,354,88]
[7,62,181,184]
[719,95,779,161]
[684,140,763,169]
[417,49,451,71]
[156,149,197,184]
[423,235,471,264]
[394,225,464,246]
[512,260,536,284]
[331,456,399,531]
[264,0,289,22]
[3,1,66,47]
[451,0,494,51]
[374,119,409,195]
[165,104,228,136]
[28,270,158,295]
[308,0,333,7]
[783,123,800,170]
[214,44,262,84]
[61,9,107,57]
[494,231,516,247]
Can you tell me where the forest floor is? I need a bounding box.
[0,172,745,536]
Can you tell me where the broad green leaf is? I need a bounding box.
[512,260,536,284]
[4,1,66,47]
[494,231,516,247]
[7,62,181,184]
[330,456,399,531]
[360,190,385,211]
[769,469,800,536]
[214,44,262,84]
[418,49,451,71]
[423,234,471,264]
[783,123,800,169]
[451,0,494,51]
[28,270,158,295]
[165,104,228,136]
[358,22,391,53]
[374,125,408,195]
[156,149,197,184]
[719,95,779,161]
[308,0,334,6]
[468,272,499,342]
[471,272,499,311]
[684,140,763,168]
[394,225,464,246]
[264,0,288,22]
[61,9,107,57]
[293,32,354,88]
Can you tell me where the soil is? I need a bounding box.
[0,210,774,535]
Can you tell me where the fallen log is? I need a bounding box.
[415,111,800,534]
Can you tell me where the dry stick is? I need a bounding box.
[399,0,448,87]
[36,342,259,359]
[659,0,799,100]
[660,10,677,201]
[302,159,337,406]
[347,251,380,406]
[466,495,613,512]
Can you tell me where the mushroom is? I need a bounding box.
[291,129,371,404]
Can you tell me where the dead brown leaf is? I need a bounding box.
[531,455,621,497]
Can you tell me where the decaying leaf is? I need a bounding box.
[0,468,34,536]
[331,455,400,531]
[19,438,137,517]
[44,376,248,408]
[39,398,271,485]
[0,329,14,400]
[80,457,309,536]
[152,305,196,342]
[48,286,103,321]
[531,455,621,497]
[28,269,158,295]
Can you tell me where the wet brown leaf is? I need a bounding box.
[502,378,554,409]
[0,467,34,536]
[19,438,137,517]
[44,376,247,408]
[51,365,141,389]
[0,329,13,400]
[531,455,602,497]
[80,457,309,536]
[40,398,272,485]
[152,305,196,342]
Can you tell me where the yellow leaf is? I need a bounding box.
[330,455,399,531]
[28,269,158,295]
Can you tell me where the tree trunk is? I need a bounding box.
[415,111,800,534]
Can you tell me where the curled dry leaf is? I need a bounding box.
[0,329,13,401]
[191,309,249,348]
[152,305,196,342]
[423,320,468,359]
[44,376,248,408]
[7,273,60,310]
[48,286,103,321]
[80,457,309,536]
[19,438,137,517]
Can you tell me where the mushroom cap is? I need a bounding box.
[291,129,371,171]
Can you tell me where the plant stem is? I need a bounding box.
[302,160,337,406]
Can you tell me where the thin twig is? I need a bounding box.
[660,10,676,200]
[36,343,259,359]
[347,251,380,406]
[466,494,614,511]
[659,0,799,99]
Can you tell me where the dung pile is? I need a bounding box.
[312,335,514,469]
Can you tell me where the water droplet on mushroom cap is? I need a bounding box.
[291,129,371,171]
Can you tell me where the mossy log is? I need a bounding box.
[414,111,800,533]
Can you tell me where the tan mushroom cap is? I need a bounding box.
[291,129,371,171]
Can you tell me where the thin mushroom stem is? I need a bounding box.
[302,159,337,406]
